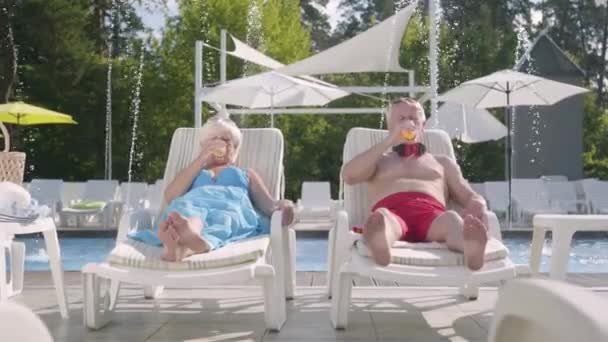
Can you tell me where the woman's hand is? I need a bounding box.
[196,140,227,168]
[273,199,296,226]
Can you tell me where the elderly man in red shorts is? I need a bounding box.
[343,98,488,270]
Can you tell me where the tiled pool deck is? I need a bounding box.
[9,271,608,342]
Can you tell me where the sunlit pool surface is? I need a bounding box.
[14,232,608,273]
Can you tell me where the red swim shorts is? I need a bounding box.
[372,192,446,242]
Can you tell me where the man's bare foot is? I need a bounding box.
[158,222,180,261]
[463,215,488,271]
[363,211,392,266]
[168,211,209,254]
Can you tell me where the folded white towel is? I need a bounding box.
[0,182,50,221]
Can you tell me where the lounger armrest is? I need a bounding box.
[486,210,502,240]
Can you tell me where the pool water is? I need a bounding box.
[13,234,608,273]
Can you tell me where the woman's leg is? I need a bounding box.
[168,212,210,255]
[158,218,180,261]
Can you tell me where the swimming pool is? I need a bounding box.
[14,232,608,273]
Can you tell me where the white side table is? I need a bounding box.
[531,214,608,280]
[0,218,69,318]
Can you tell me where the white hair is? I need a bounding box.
[198,115,242,163]
[385,97,426,124]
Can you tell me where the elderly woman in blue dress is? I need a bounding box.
[129,116,295,261]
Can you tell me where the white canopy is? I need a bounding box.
[276,3,417,76]
[427,102,507,143]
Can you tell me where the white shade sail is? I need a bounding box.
[427,102,507,143]
[227,35,284,70]
[276,3,417,76]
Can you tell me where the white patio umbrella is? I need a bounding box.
[200,71,350,127]
[427,102,507,143]
[437,69,589,227]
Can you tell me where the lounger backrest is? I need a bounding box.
[29,179,63,208]
[512,178,551,209]
[159,128,284,213]
[82,180,119,202]
[341,128,456,227]
[60,182,85,207]
[581,179,608,210]
[301,181,332,208]
[545,180,578,208]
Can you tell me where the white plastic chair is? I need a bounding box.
[28,179,63,221]
[59,180,120,229]
[489,279,608,342]
[297,181,340,221]
[329,128,521,329]
[82,128,295,332]
[0,302,53,342]
[0,237,24,301]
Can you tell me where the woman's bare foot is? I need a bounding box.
[363,211,392,266]
[463,215,488,271]
[158,222,180,261]
[168,212,209,254]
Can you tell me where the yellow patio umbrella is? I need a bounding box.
[0,101,77,184]
[0,101,77,125]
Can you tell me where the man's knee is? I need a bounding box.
[427,210,462,241]
[443,210,463,227]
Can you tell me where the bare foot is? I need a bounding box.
[363,211,392,266]
[463,215,488,271]
[168,211,209,254]
[158,222,180,261]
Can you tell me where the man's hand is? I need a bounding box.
[462,198,487,222]
[383,126,405,148]
[273,199,296,226]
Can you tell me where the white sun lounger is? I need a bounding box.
[328,128,522,329]
[59,180,120,229]
[511,178,566,225]
[544,180,588,214]
[82,128,295,331]
[489,279,608,342]
[28,179,63,221]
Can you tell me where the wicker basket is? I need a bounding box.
[0,122,25,184]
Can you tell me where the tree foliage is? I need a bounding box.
[0,0,607,201]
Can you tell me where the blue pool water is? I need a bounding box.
[13,233,608,273]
